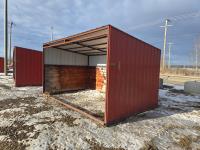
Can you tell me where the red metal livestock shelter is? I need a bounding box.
[0,57,4,73]
[106,26,160,123]
[13,47,43,87]
[43,25,161,125]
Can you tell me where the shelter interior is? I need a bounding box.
[44,26,109,120]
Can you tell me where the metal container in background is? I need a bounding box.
[184,81,200,94]
[0,57,4,73]
[13,47,43,87]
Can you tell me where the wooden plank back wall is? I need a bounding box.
[44,65,106,94]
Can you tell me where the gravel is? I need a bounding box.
[0,74,200,150]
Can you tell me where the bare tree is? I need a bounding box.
[192,36,200,72]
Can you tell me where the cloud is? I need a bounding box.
[0,0,200,65]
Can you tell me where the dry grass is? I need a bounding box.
[0,141,27,150]
[140,140,158,150]
[160,68,200,77]
[0,97,36,111]
[0,120,40,150]
[35,115,77,127]
[176,135,192,149]
[85,138,125,150]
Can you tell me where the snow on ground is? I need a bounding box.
[0,74,200,150]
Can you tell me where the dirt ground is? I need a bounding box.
[0,74,200,150]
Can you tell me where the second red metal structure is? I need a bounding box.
[13,47,43,87]
[0,57,4,73]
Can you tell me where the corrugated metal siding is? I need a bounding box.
[14,47,43,87]
[0,57,4,73]
[45,48,88,66]
[105,26,161,124]
[89,55,106,66]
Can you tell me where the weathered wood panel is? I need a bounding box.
[45,65,90,93]
[44,65,107,94]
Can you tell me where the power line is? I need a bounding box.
[168,32,200,38]
[128,11,200,31]
[170,11,200,21]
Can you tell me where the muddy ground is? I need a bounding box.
[0,74,200,150]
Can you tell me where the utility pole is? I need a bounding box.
[195,45,198,72]
[9,21,14,65]
[168,42,173,69]
[4,0,8,75]
[160,19,172,69]
[51,26,54,41]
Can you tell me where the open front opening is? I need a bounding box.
[43,26,109,124]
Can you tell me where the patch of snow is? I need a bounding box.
[159,89,200,103]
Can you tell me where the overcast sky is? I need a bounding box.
[0,0,200,65]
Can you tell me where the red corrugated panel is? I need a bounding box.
[105,26,161,124]
[0,57,4,73]
[14,47,43,87]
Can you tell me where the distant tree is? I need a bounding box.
[192,36,200,71]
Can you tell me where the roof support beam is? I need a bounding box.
[64,46,84,50]
[53,47,88,56]
[65,42,107,50]
[74,49,106,52]
[52,47,106,56]
[88,54,107,56]
[81,42,107,47]
[75,42,105,53]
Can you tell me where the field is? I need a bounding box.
[160,74,200,85]
[160,68,200,85]
[160,68,200,77]
[0,74,200,150]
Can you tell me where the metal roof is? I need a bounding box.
[43,25,109,56]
